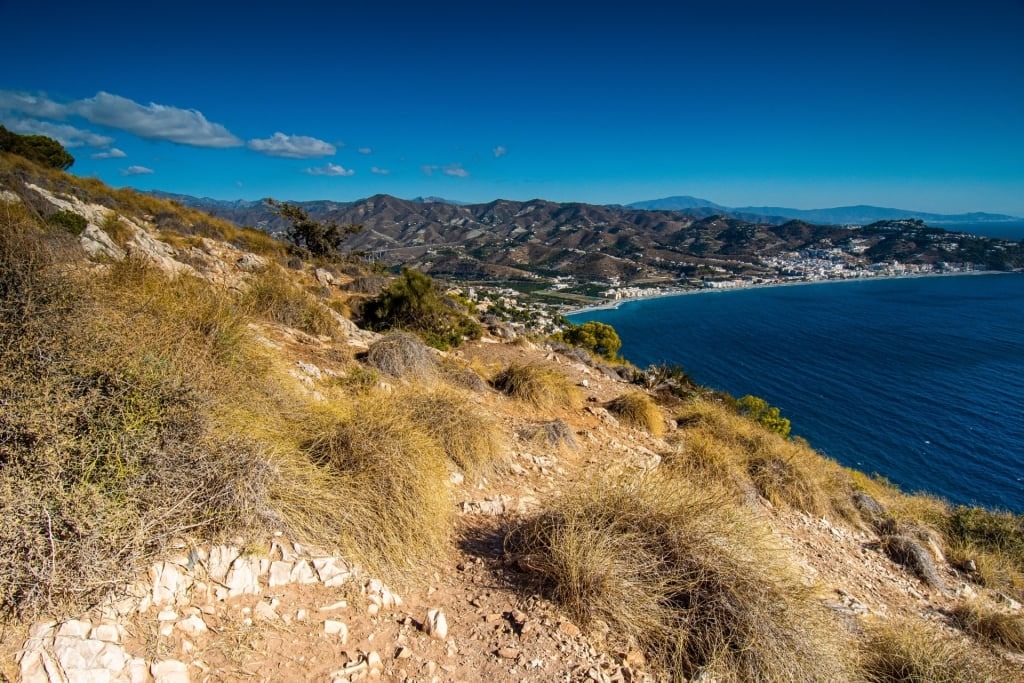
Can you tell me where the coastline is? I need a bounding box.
[563,269,1019,317]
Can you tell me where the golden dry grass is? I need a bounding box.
[606,391,664,437]
[491,363,581,411]
[950,601,1024,651]
[301,391,453,572]
[507,472,855,682]
[241,266,338,337]
[669,398,856,520]
[398,384,506,477]
[860,618,1009,682]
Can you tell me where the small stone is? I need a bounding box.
[254,601,279,622]
[57,619,92,638]
[223,556,260,597]
[320,600,348,612]
[158,608,179,622]
[314,557,352,586]
[395,646,413,659]
[175,615,208,637]
[151,659,189,683]
[324,620,349,644]
[367,602,380,616]
[366,651,383,669]
[206,545,240,582]
[289,559,319,584]
[558,621,581,637]
[92,622,121,643]
[425,609,448,640]
[268,561,293,587]
[496,647,519,659]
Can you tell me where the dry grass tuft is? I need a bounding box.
[669,399,856,520]
[242,266,338,337]
[860,618,1007,682]
[950,601,1024,651]
[399,385,506,477]
[521,419,579,452]
[365,331,438,379]
[303,392,452,571]
[606,392,664,437]
[506,472,854,681]
[491,363,581,411]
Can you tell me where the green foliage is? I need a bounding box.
[267,198,362,258]
[46,209,87,236]
[948,506,1024,567]
[360,268,481,349]
[737,394,792,438]
[0,125,75,170]
[552,320,622,360]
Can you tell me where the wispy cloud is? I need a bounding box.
[423,163,470,178]
[91,148,127,159]
[443,163,469,178]
[370,166,390,175]
[2,118,114,148]
[0,90,242,148]
[74,92,242,148]
[493,145,507,158]
[121,165,154,176]
[358,147,372,154]
[0,91,66,119]
[305,163,355,177]
[248,132,336,158]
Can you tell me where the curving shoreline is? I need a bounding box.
[564,269,1019,316]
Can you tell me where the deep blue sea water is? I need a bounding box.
[569,273,1024,513]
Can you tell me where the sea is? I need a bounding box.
[568,271,1024,513]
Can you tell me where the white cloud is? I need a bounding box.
[0,91,67,119]
[91,148,127,159]
[443,163,469,178]
[73,92,242,148]
[0,89,242,149]
[2,118,114,148]
[305,163,355,177]
[121,165,154,176]
[248,132,336,158]
[421,165,438,176]
[370,166,390,175]
[493,145,507,158]
[358,147,372,154]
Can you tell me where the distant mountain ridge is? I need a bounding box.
[627,196,1021,225]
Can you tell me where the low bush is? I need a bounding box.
[860,618,1007,682]
[241,266,338,337]
[360,268,481,350]
[506,473,853,681]
[399,385,505,477]
[364,331,437,379]
[46,209,87,235]
[606,391,664,437]
[302,393,452,571]
[491,363,581,411]
[950,601,1024,651]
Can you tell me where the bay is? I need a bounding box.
[569,273,1024,513]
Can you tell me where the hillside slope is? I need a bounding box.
[2,155,1023,682]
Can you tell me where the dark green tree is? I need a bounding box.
[0,125,75,170]
[361,267,481,349]
[553,320,622,360]
[267,199,362,258]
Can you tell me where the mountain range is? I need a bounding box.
[151,191,1024,283]
[625,196,1021,225]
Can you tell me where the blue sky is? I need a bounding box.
[2,0,1022,215]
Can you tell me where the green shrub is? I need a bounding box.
[46,209,87,235]
[552,320,621,360]
[361,267,481,349]
[736,394,792,438]
[0,125,74,170]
